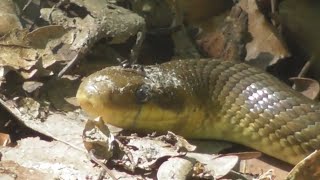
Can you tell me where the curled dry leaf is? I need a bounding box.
[115,135,181,172]
[187,152,239,179]
[286,150,320,180]
[239,0,290,69]
[83,117,114,160]
[290,77,320,100]
[197,4,249,61]
[158,131,196,151]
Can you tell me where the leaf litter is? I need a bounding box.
[0,0,319,179]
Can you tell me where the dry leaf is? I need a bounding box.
[187,152,239,179]
[83,117,114,160]
[116,135,181,171]
[0,26,73,79]
[197,5,248,61]
[159,131,196,151]
[239,0,290,69]
[290,77,320,100]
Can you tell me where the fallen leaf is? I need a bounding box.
[158,131,196,151]
[83,117,114,160]
[239,0,290,69]
[290,77,320,100]
[187,152,239,179]
[197,5,249,61]
[115,135,181,172]
[0,26,74,79]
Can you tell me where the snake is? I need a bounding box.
[76,59,320,165]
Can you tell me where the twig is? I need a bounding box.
[271,0,278,26]
[57,52,80,78]
[21,0,33,14]
[271,0,277,14]
[298,60,311,78]
[129,27,146,65]
[89,150,117,180]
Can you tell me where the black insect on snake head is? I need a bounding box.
[135,84,152,104]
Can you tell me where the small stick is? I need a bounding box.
[129,27,146,65]
[22,0,33,14]
[57,52,80,78]
[89,150,117,180]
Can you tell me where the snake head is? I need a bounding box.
[76,65,188,132]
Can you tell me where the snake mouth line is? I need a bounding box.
[130,106,142,129]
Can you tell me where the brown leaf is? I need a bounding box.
[197,5,248,61]
[290,77,320,100]
[83,117,114,160]
[0,26,72,79]
[187,152,239,179]
[239,0,290,69]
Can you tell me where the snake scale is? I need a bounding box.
[76,59,320,165]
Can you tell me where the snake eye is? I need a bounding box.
[135,84,151,103]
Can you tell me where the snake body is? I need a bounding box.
[76,59,320,165]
